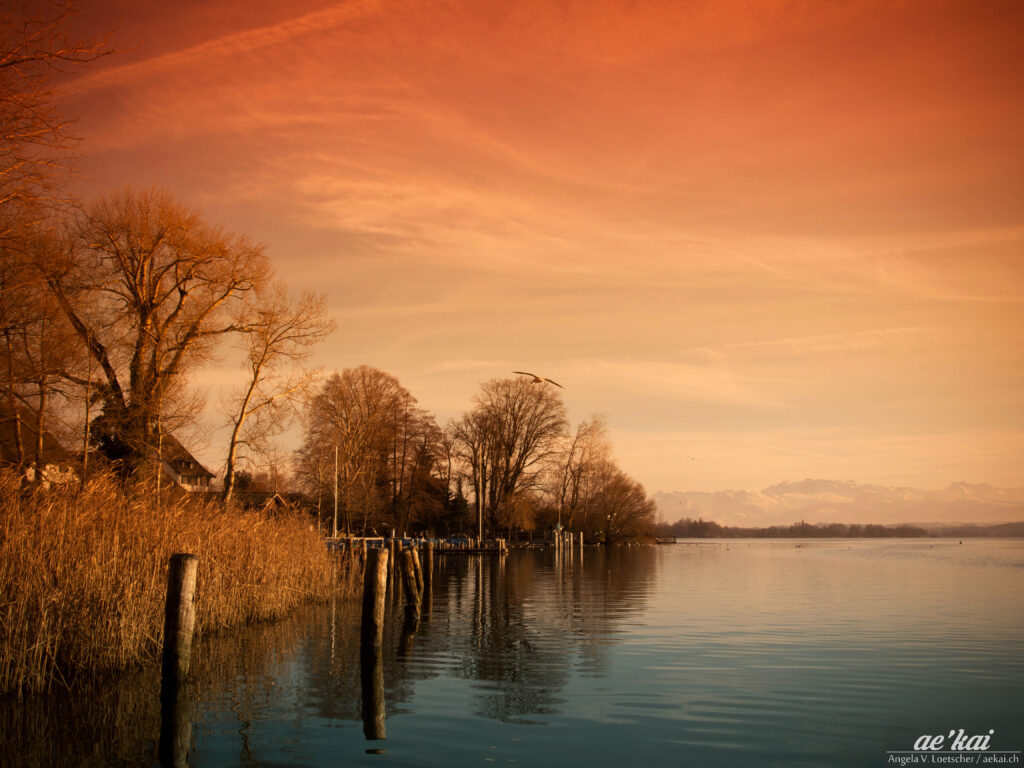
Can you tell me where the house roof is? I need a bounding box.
[158,433,214,478]
[233,490,315,512]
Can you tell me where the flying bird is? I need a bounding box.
[513,371,564,388]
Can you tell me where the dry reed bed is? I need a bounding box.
[0,474,355,696]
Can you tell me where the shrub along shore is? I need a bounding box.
[0,474,355,697]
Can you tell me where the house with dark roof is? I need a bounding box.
[232,489,316,514]
[157,434,215,492]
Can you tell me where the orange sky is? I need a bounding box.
[64,0,1024,492]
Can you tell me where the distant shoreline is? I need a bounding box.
[657,520,1024,539]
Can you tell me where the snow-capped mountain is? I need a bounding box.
[655,480,1024,527]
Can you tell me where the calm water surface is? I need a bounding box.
[4,540,1023,767]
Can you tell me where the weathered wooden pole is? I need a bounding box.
[159,554,197,768]
[387,536,400,603]
[400,548,422,620]
[410,546,424,598]
[361,547,389,647]
[360,546,388,746]
[421,541,434,618]
[162,554,198,687]
[422,541,433,595]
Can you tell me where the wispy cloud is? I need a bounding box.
[564,358,773,407]
[65,0,386,95]
[688,327,947,360]
[422,359,499,375]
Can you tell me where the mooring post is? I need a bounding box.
[387,536,400,603]
[422,541,434,618]
[360,546,388,748]
[410,546,424,598]
[361,547,389,647]
[162,553,198,688]
[400,548,422,619]
[422,541,433,595]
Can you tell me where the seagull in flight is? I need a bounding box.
[514,371,564,388]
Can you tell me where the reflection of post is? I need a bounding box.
[159,685,191,768]
[400,602,419,655]
[475,554,484,650]
[360,641,386,743]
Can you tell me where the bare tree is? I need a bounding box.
[585,461,657,544]
[296,366,444,536]
[554,415,610,531]
[222,283,333,504]
[452,377,568,538]
[298,367,403,536]
[42,187,270,475]
[0,2,113,235]
[0,227,82,482]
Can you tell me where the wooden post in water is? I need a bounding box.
[162,554,198,687]
[410,546,424,598]
[422,541,434,617]
[422,541,434,593]
[387,536,400,603]
[401,547,422,619]
[360,546,388,747]
[361,547,389,647]
[159,554,197,768]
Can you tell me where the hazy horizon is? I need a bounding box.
[62,0,1024,495]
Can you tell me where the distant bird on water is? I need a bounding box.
[514,371,564,388]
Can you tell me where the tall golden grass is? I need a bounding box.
[0,472,359,696]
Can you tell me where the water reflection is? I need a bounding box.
[0,547,654,766]
[422,548,657,723]
[0,603,324,768]
[158,682,191,768]
[7,543,1018,767]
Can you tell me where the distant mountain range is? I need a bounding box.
[654,479,1024,528]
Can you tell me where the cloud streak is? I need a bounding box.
[66,0,386,95]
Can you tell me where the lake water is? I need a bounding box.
[3,540,1023,767]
